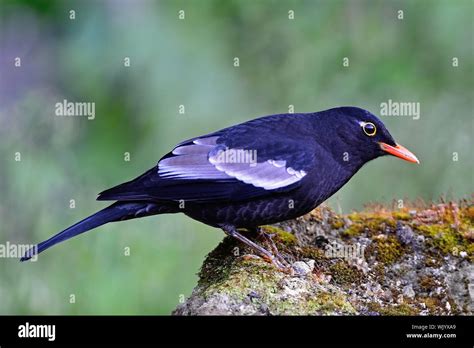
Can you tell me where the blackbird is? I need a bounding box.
[21,107,419,267]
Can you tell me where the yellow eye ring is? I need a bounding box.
[362,122,377,136]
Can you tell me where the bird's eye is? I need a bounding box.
[362,122,377,136]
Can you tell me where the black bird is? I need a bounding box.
[21,107,419,267]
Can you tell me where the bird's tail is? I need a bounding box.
[21,201,172,261]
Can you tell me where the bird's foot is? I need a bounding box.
[260,253,290,271]
[256,228,290,268]
[221,224,291,273]
[241,253,291,273]
[262,255,294,274]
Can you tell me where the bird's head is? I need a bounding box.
[318,106,419,168]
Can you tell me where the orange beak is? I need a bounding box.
[379,142,420,164]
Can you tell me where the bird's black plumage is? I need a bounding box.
[21,107,419,265]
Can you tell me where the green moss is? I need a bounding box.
[199,246,356,315]
[392,211,411,220]
[419,297,442,314]
[347,212,364,222]
[330,217,345,229]
[198,226,300,291]
[213,264,277,298]
[365,216,396,231]
[261,226,297,247]
[463,205,474,223]
[198,237,238,287]
[343,212,396,238]
[265,291,353,315]
[342,223,366,237]
[369,302,419,315]
[416,224,463,255]
[466,243,474,260]
[369,236,404,265]
[419,276,437,292]
[302,291,355,315]
[298,246,328,263]
[373,263,386,281]
[329,261,364,286]
[424,257,441,268]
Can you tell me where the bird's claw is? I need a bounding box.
[257,228,290,268]
[222,224,291,273]
[244,253,292,274]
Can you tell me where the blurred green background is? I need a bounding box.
[0,0,472,314]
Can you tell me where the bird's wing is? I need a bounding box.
[98,115,318,203]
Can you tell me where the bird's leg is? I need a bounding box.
[254,227,289,267]
[220,224,287,270]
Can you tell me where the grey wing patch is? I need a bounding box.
[209,148,307,190]
[159,137,230,179]
[159,137,307,190]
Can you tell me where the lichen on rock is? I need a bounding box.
[173,199,474,315]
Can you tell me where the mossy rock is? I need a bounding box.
[174,200,474,315]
